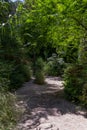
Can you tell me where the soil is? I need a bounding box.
[15,77,87,130]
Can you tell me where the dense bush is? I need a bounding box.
[0,61,22,129]
[10,63,32,90]
[0,61,13,91]
[35,58,45,84]
[45,54,65,76]
[64,64,87,107]
[64,64,83,101]
[0,60,32,91]
[79,64,87,107]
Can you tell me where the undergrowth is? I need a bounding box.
[0,90,21,130]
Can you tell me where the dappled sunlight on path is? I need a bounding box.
[15,77,87,130]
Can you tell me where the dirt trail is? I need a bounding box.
[15,77,87,130]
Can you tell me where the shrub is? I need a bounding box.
[35,71,45,85]
[10,63,32,90]
[45,53,65,76]
[0,61,13,91]
[79,83,87,107]
[79,65,87,107]
[64,63,87,107]
[22,64,32,81]
[64,64,84,102]
[0,60,32,91]
[35,58,45,84]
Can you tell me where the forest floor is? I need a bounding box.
[15,77,87,130]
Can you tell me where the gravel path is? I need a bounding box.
[15,77,87,130]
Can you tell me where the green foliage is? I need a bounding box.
[35,58,44,71]
[0,60,13,91]
[1,0,87,109]
[0,1,10,24]
[64,43,78,63]
[79,83,87,107]
[45,53,65,76]
[64,64,87,107]
[10,63,32,90]
[35,58,45,85]
[0,1,32,91]
[0,91,20,130]
[64,64,84,102]
[16,0,58,59]
[0,60,32,91]
[35,71,45,85]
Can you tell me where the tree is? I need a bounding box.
[16,0,60,60]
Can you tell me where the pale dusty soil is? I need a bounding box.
[15,77,87,130]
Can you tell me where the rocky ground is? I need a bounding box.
[15,77,87,130]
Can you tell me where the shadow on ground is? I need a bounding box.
[16,77,87,130]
